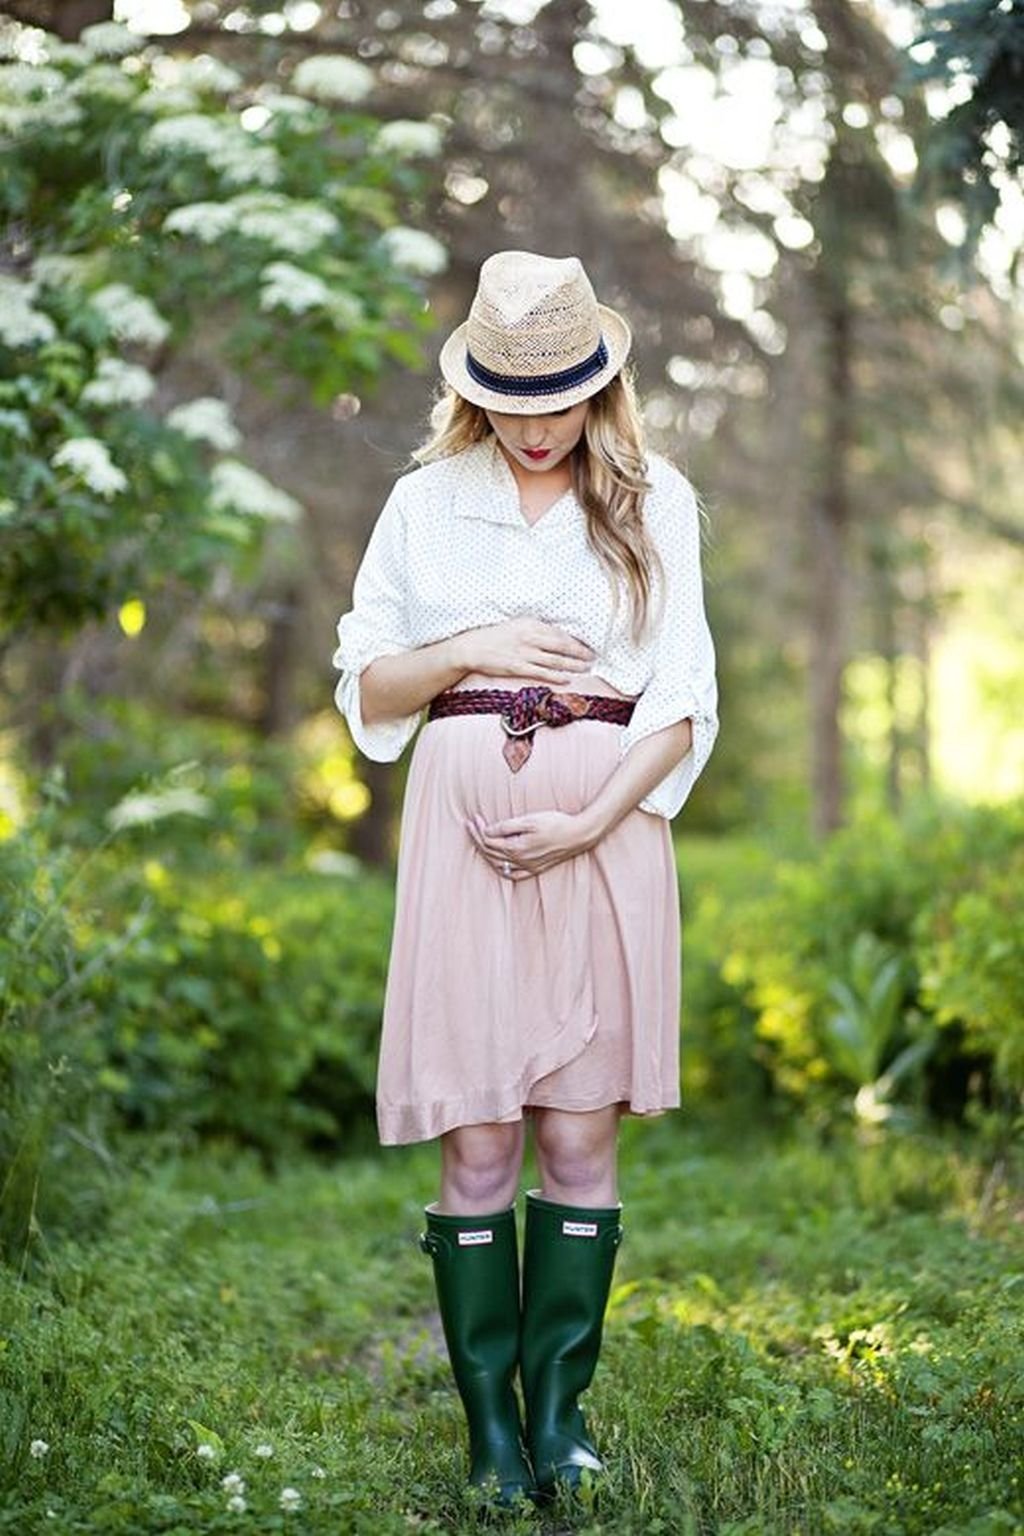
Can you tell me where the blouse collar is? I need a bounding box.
[451,436,574,530]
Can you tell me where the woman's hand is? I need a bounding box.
[465,808,596,880]
[454,618,595,684]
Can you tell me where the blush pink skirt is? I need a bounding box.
[375,671,682,1145]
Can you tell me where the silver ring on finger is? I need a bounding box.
[502,860,512,877]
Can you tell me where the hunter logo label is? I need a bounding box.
[562,1221,599,1238]
[457,1229,494,1246]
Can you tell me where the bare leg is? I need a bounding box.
[424,1119,533,1506]
[439,1120,526,1214]
[530,1104,622,1207]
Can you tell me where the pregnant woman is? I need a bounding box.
[332,249,719,1508]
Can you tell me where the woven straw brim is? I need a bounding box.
[438,304,632,414]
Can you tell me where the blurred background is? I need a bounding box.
[2,4,1023,1529]
[1,0,1022,1236]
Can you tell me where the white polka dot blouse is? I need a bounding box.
[332,434,719,819]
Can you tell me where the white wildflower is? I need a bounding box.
[327,290,364,328]
[29,1439,50,1459]
[41,40,92,67]
[258,91,316,119]
[196,1442,219,1461]
[0,409,31,441]
[258,261,331,315]
[0,275,56,348]
[72,63,136,101]
[214,137,279,187]
[31,253,91,289]
[253,1442,275,1459]
[292,54,374,104]
[210,461,302,523]
[0,95,83,132]
[226,1494,247,1513]
[0,64,65,99]
[142,115,279,187]
[373,119,443,158]
[51,437,128,498]
[279,1487,302,1513]
[166,397,241,451]
[163,201,237,243]
[0,273,38,303]
[134,85,201,115]
[142,112,230,158]
[176,55,242,95]
[79,22,140,58]
[221,1471,246,1494]
[310,1464,327,1478]
[89,283,170,348]
[107,787,213,830]
[379,226,448,276]
[233,193,339,255]
[81,357,155,408]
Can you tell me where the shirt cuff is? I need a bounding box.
[621,708,719,819]
[333,655,422,762]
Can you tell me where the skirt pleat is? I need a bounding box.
[375,673,682,1145]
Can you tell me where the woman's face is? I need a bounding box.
[485,399,590,474]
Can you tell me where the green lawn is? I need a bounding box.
[2,1107,1022,1534]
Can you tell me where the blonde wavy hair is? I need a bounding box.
[408,366,666,649]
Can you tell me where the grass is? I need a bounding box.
[1,1105,1022,1534]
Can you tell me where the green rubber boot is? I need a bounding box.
[419,1202,537,1508]
[520,1188,624,1496]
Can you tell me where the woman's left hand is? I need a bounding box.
[465,809,595,880]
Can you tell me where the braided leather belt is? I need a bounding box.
[427,684,637,772]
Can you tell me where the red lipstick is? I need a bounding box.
[523,448,551,460]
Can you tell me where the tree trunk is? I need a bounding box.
[347,759,396,869]
[871,542,902,814]
[809,289,853,836]
[908,563,933,794]
[257,588,301,737]
[2,0,115,39]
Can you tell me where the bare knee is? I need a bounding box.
[532,1107,619,1205]
[440,1121,524,1213]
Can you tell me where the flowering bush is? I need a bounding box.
[0,17,447,636]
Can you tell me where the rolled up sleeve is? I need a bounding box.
[331,481,422,762]
[619,470,719,819]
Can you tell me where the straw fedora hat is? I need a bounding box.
[438,250,632,414]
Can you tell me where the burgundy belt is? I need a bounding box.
[426,684,637,772]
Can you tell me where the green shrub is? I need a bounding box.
[718,797,1024,1123]
[676,834,778,1106]
[80,859,393,1154]
[916,843,1024,1094]
[55,693,306,867]
[0,784,120,1264]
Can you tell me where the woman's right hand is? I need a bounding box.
[453,617,596,683]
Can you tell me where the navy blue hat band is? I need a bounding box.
[465,336,609,398]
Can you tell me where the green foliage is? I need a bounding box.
[822,932,907,1085]
[80,861,393,1153]
[0,753,391,1258]
[55,693,307,866]
[917,843,1024,1090]
[0,779,121,1265]
[675,835,778,1106]
[905,0,1024,265]
[0,25,442,637]
[685,799,1023,1126]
